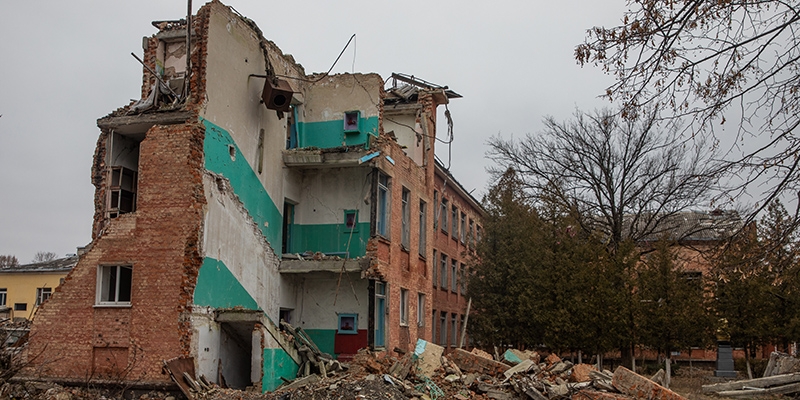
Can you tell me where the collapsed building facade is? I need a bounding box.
[22,0,483,393]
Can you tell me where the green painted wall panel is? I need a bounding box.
[289,222,369,257]
[262,348,299,392]
[203,119,283,249]
[302,329,336,356]
[297,117,379,149]
[194,257,259,309]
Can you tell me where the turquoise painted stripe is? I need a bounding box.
[302,329,336,356]
[202,119,283,249]
[263,348,299,392]
[297,116,379,149]
[289,222,370,257]
[194,257,259,309]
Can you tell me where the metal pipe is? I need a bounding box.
[130,52,180,99]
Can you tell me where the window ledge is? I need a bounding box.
[94,303,132,308]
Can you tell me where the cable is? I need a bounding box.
[274,34,357,83]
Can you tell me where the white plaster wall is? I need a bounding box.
[203,173,281,320]
[191,309,221,384]
[301,74,382,123]
[108,132,140,171]
[384,114,424,166]
[202,3,306,213]
[293,168,371,226]
[284,272,368,331]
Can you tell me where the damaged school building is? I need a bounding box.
[19,0,483,393]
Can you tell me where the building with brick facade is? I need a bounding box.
[22,1,481,393]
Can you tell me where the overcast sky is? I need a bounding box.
[0,1,628,263]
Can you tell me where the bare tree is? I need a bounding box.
[32,252,58,263]
[576,1,800,214]
[0,255,19,268]
[488,108,721,252]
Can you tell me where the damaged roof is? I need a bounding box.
[0,255,78,274]
[384,72,462,104]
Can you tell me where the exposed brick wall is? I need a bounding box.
[91,131,109,240]
[26,122,206,383]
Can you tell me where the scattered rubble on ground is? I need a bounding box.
[701,352,800,398]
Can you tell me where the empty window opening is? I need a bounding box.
[106,132,140,219]
[417,293,425,327]
[440,199,448,233]
[97,265,132,306]
[279,308,293,326]
[286,105,298,149]
[439,253,448,289]
[451,205,458,239]
[419,200,427,256]
[36,287,52,306]
[344,210,358,231]
[401,188,410,249]
[439,312,447,345]
[400,289,409,326]
[282,202,295,254]
[338,313,358,334]
[451,259,458,293]
[344,111,360,133]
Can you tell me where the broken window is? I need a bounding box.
[35,287,52,306]
[107,166,138,218]
[375,173,390,237]
[401,188,410,249]
[105,132,140,219]
[440,199,448,233]
[0,288,5,306]
[433,192,439,229]
[451,259,458,292]
[469,219,475,249]
[419,200,427,257]
[432,250,438,287]
[400,289,409,326]
[417,293,425,327]
[431,310,437,343]
[451,205,458,239]
[440,253,448,289]
[451,313,458,347]
[440,312,447,345]
[461,212,467,243]
[97,265,132,306]
[460,263,467,295]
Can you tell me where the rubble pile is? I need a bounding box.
[195,340,690,400]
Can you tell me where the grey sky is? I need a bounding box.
[0,1,626,263]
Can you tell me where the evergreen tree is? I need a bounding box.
[636,237,710,387]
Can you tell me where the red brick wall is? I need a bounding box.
[26,123,205,383]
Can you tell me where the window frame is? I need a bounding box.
[96,265,133,307]
[338,313,358,334]
[35,287,52,306]
[375,173,391,238]
[451,258,458,292]
[440,253,448,289]
[460,212,467,243]
[418,200,427,257]
[0,288,6,307]
[440,198,448,233]
[400,288,409,326]
[417,293,425,327]
[401,187,410,249]
[451,205,458,239]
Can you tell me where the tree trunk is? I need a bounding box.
[665,355,672,388]
[746,350,753,380]
[578,350,582,364]
[631,345,636,373]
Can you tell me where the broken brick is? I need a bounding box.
[570,363,598,383]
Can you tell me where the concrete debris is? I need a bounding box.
[612,366,686,400]
[763,351,800,377]
[702,371,800,398]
